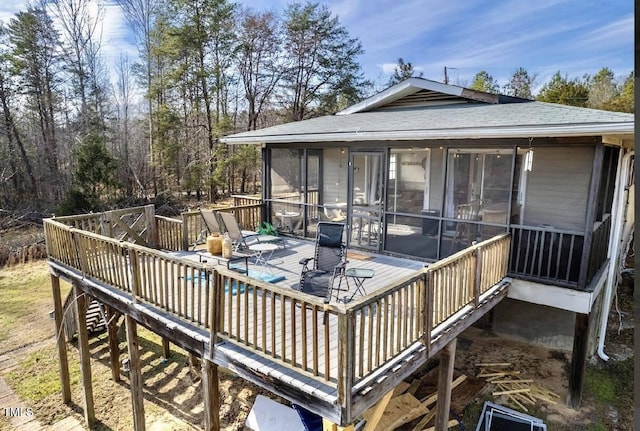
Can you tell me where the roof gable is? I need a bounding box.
[337,77,530,115]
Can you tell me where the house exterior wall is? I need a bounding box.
[493,284,607,354]
[523,146,595,231]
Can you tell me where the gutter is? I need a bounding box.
[597,149,634,361]
[221,123,634,145]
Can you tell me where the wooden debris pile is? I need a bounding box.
[361,366,486,431]
[476,362,560,412]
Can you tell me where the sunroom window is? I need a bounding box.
[445,149,513,221]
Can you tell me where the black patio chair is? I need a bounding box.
[297,222,347,303]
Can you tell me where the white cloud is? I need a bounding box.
[0,0,25,22]
[378,63,397,74]
[99,1,138,70]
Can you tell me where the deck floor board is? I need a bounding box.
[177,237,425,301]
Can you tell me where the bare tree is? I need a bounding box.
[50,0,104,132]
[118,0,159,196]
[111,54,143,195]
[237,8,282,131]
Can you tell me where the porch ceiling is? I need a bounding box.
[222,102,633,145]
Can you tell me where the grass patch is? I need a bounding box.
[584,366,616,404]
[6,345,81,402]
[582,358,634,430]
[0,261,69,344]
[585,358,633,406]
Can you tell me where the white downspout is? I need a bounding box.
[597,149,634,361]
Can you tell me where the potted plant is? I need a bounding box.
[257,221,278,236]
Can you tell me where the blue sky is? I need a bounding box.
[0,0,633,92]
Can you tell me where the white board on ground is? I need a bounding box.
[245,394,305,431]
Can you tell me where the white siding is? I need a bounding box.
[523,146,594,231]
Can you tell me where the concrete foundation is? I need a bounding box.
[492,298,576,351]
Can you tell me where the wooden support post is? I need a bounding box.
[161,338,170,359]
[337,311,355,423]
[322,418,355,431]
[435,338,457,431]
[51,274,71,403]
[106,307,121,382]
[126,315,146,431]
[74,283,95,427]
[202,359,220,431]
[188,353,201,381]
[568,313,590,408]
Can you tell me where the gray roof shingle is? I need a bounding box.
[223,101,633,144]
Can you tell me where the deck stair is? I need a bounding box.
[62,292,109,339]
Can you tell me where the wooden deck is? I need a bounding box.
[44,204,512,428]
[174,237,426,300]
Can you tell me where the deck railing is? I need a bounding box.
[44,206,511,422]
[231,194,262,206]
[509,215,611,289]
[45,209,510,385]
[214,269,342,382]
[508,225,584,288]
[346,233,511,384]
[45,220,214,327]
[178,204,264,251]
[156,215,183,251]
[52,205,157,247]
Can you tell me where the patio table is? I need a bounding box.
[196,251,250,274]
[249,243,280,272]
[342,267,375,302]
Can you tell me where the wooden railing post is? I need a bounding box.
[129,247,141,302]
[423,272,433,350]
[474,246,483,308]
[181,212,190,251]
[72,229,89,275]
[337,310,355,423]
[144,205,155,247]
[208,269,219,361]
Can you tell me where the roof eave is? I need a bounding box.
[221,123,634,145]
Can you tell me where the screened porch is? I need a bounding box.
[260,142,617,290]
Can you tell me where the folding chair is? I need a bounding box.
[191,209,224,250]
[297,222,347,303]
[218,211,284,251]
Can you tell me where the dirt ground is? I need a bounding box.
[0,261,634,431]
